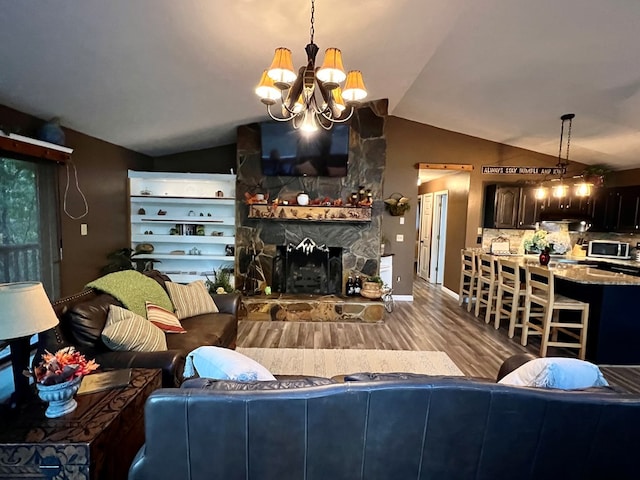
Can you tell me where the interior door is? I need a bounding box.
[429,191,448,284]
[418,193,433,280]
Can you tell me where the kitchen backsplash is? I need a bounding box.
[482,228,640,252]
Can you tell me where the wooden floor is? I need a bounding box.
[238,276,640,393]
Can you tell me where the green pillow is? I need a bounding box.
[86,270,174,318]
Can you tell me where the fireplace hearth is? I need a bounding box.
[273,238,342,295]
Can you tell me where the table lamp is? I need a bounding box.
[0,282,59,406]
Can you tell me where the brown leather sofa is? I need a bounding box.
[37,270,240,387]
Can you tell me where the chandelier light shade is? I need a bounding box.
[255,0,367,132]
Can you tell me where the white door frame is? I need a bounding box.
[429,190,448,284]
[418,193,433,280]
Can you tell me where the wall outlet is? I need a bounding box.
[397,276,401,282]
[399,217,405,225]
[396,234,404,242]
[81,224,88,236]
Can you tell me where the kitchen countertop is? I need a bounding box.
[489,254,640,286]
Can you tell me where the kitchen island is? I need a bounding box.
[494,255,640,364]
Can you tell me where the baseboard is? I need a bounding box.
[393,295,413,302]
[441,286,458,300]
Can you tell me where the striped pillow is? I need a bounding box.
[146,302,187,333]
[102,305,167,352]
[165,280,219,320]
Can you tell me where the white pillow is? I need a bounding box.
[184,346,276,381]
[498,357,609,390]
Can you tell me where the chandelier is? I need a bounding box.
[254,0,367,133]
[535,113,592,200]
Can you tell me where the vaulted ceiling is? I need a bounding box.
[1,1,639,169]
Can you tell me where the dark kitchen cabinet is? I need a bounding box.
[616,186,640,231]
[517,186,543,228]
[484,184,541,229]
[484,184,520,228]
[589,186,640,232]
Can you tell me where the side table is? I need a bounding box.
[0,368,161,479]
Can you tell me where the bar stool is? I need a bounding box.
[475,254,498,324]
[459,249,478,312]
[494,258,526,337]
[522,265,590,360]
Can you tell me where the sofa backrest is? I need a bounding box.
[129,378,640,480]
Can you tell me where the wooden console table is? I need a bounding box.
[0,368,161,479]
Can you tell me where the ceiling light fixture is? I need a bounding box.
[255,0,367,133]
[551,113,574,199]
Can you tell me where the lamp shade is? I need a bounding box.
[342,70,368,103]
[255,70,280,105]
[317,48,346,88]
[267,48,297,88]
[0,282,59,340]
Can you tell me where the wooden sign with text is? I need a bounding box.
[482,166,566,175]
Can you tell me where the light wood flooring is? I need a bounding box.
[238,276,640,392]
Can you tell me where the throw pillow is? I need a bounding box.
[183,346,276,381]
[165,280,219,320]
[145,302,186,333]
[102,305,167,352]
[497,357,609,390]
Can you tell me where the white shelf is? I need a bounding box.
[132,234,234,244]
[131,196,235,205]
[128,171,237,283]
[131,215,235,225]
[134,254,235,261]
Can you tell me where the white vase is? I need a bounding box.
[297,193,309,206]
[36,375,83,418]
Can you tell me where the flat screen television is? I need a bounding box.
[260,121,349,177]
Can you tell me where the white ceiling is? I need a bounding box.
[1,1,640,169]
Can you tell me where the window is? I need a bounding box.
[0,157,60,298]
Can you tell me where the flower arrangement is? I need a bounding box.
[522,230,550,253]
[30,347,99,386]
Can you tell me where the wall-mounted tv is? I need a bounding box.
[260,121,349,177]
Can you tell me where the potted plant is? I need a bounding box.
[205,267,234,294]
[581,165,611,188]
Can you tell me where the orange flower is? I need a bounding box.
[31,347,99,385]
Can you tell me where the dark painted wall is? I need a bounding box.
[0,104,152,296]
[154,144,236,174]
[419,172,471,292]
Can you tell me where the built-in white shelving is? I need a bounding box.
[128,171,236,284]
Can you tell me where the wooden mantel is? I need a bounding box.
[248,204,372,222]
[0,134,71,163]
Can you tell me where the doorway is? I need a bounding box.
[418,193,433,280]
[429,191,448,284]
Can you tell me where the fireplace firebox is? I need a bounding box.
[273,238,342,295]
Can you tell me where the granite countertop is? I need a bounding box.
[551,266,640,285]
[488,253,640,285]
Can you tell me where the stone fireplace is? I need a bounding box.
[235,100,387,298]
[274,238,342,295]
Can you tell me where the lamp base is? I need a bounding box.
[9,336,36,407]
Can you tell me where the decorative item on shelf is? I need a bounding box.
[216,190,224,197]
[188,210,196,216]
[244,191,270,204]
[358,186,366,202]
[349,192,359,206]
[196,225,205,236]
[384,193,411,216]
[138,208,146,215]
[211,231,224,236]
[254,0,367,132]
[37,117,66,146]
[157,209,167,215]
[297,192,310,205]
[189,247,201,255]
[30,346,99,418]
[135,243,154,254]
[539,247,551,266]
[225,245,235,256]
[140,189,152,196]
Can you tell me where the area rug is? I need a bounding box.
[236,348,464,378]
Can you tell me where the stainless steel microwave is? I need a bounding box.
[587,240,630,259]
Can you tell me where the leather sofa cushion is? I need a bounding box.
[181,376,336,390]
[67,293,122,351]
[166,312,237,352]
